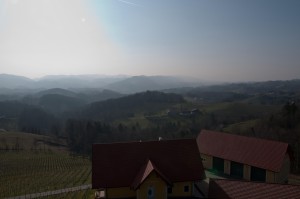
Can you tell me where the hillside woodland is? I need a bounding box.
[0,78,300,173]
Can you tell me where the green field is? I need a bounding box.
[0,132,92,198]
[222,119,258,135]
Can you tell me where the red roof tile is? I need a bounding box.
[208,179,300,199]
[92,139,205,189]
[197,130,289,172]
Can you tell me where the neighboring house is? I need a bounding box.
[197,130,291,183]
[92,139,206,199]
[208,179,300,199]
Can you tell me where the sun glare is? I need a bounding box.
[0,0,123,78]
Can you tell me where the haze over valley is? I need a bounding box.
[1,0,300,198]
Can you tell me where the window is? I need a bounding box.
[230,161,244,179]
[167,186,172,194]
[184,185,189,192]
[148,189,153,196]
[213,157,224,173]
[250,166,266,182]
[147,186,154,199]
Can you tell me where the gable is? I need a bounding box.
[137,172,168,199]
[139,171,167,188]
[131,159,171,190]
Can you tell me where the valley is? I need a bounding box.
[0,75,300,198]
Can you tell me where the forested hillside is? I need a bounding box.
[81,91,184,120]
[1,80,300,173]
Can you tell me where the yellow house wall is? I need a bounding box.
[200,153,212,169]
[266,170,275,183]
[168,181,192,197]
[224,160,231,175]
[137,172,167,199]
[106,187,135,198]
[105,174,199,198]
[243,165,251,180]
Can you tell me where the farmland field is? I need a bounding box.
[0,151,91,198]
[0,132,92,198]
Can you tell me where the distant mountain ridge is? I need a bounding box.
[0,74,202,93]
[0,74,128,89]
[1,74,299,96]
[35,88,78,98]
[105,75,201,94]
[0,74,35,89]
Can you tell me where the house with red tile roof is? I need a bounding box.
[197,130,291,183]
[208,179,300,199]
[92,139,206,198]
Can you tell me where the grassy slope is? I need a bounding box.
[222,119,258,135]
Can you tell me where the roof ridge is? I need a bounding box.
[200,129,288,145]
[93,138,196,146]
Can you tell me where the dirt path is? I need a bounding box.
[5,184,92,199]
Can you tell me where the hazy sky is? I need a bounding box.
[0,0,299,81]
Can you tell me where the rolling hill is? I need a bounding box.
[105,75,200,94]
[0,74,35,89]
[81,91,185,121]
